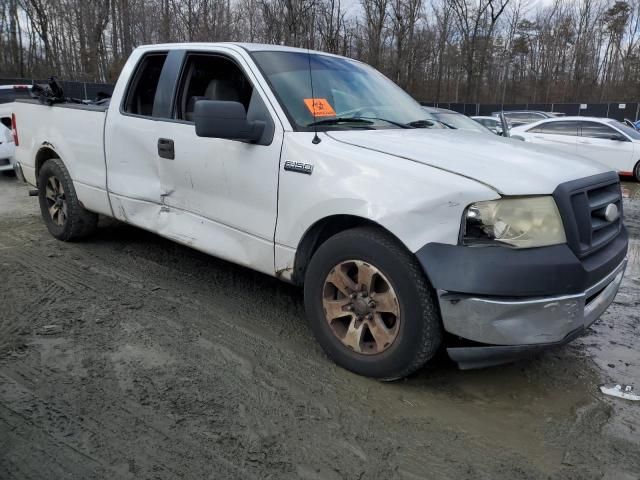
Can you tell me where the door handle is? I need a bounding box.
[158,138,175,160]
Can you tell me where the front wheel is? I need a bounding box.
[634,160,640,182]
[304,227,442,380]
[38,157,98,241]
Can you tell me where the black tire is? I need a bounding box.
[304,227,442,380]
[2,169,16,177]
[634,160,640,182]
[37,157,98,241]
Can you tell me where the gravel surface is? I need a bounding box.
[0,175,639,479]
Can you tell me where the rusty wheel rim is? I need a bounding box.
[322,260,400,355]
[45,176,67,226]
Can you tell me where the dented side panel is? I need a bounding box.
[274,131,500,277]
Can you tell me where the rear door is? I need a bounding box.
[524,120,579,154]
[105,51,171,228]
[577,121,634,172]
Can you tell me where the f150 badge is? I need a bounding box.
[284,160,314,175]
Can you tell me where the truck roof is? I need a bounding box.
[135,42,346,58]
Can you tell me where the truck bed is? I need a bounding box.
[16,98,109,113]
[13,99,112,216]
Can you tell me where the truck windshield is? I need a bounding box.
[252,51,439,131]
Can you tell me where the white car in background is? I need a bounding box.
[471,116,506,135]
[0,108,16,175]
[510,116,640,181]
[0,85,31,175]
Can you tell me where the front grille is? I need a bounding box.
[553,172,623,258]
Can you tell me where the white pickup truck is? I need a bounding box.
[13,43,628,379]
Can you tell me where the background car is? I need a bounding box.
[510,116,640,181]
[0,107,15,175]
[0,84,32,104]
[422,107,493,134]
[0,85,31,176]
[491,110,561,125]
[471,115,504,134]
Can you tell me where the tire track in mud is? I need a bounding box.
[0,372,251,480]
[0,222,547,479]
[2,186,640,479]
[0,227,395,478]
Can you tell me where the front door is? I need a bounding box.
[155,51,283,275]
[577,121,634,172]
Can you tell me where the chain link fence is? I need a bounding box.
[3,78,638,122]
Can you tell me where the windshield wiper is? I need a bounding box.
[357,117,414,129]
[408,119,438,128]
[438,121,456,129]
[308,116,415,129]
[307,117,374,127]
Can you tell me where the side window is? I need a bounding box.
[174,53,274,144]
[505,112,529,121]
[528,121,578,136]
[123,53,168,117]
[580,122,618,140]
[175,54,251,121]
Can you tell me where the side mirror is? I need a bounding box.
[609,133,626,141]
[194,100,265,143]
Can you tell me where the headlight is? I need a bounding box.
[462,196,566,248]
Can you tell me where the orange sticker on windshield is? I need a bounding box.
[304,98,336,117]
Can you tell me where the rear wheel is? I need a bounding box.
[38,158,98,241]
[304,227,442,380]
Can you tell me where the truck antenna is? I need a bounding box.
[307,45,321,145]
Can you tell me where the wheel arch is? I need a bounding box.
[35,144,61,185]
[291,214,408,285]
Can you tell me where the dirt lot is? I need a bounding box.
[1,175,639,480]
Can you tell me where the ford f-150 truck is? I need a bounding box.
[13,43,628,379]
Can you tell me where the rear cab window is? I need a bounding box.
[122,53,168,117]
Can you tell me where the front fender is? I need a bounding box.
[274,132,499,274]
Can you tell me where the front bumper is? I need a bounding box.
[416,223,628,369]
[441,258,626,369]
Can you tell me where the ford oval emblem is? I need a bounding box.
[604,203,619,222]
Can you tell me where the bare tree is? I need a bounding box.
[1,0,640,103]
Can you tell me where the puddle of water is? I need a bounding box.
[621,180,640,200]
[338,352,597,472]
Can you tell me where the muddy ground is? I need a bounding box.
[0,174,639,480]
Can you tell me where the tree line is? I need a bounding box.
[1,0,640,103]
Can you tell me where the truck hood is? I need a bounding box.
[326,129,610,195]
